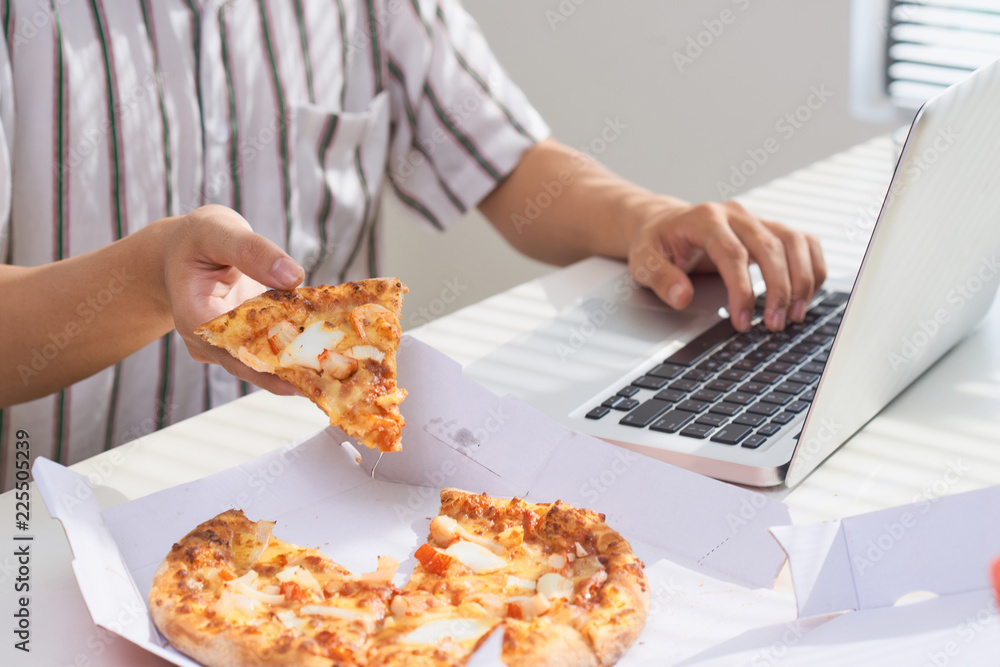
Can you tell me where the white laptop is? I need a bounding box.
[460,57,1000,488]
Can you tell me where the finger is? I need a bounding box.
[807,234,827,292]
[727,212,791,331]
[700,227,755,332]
[763,221,815,323]
[197,206,304,290]
[628,244,694,309]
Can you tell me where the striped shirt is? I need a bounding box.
[0,0,548,490]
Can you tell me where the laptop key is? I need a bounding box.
[619,399,671,427]
[741,434,768,449]
[746,349,777,363]
[586,406,611,419]
[761,391,794,405]
[788,371,820,385]
[648,362,685,379]
[602,396,625,408]
[664,319,738,366]
[675,399,710,413]
[738,381,769,395]
[683,369,713,382]
[669,379,700,392]
[800,362,826,375]
[804,333,833,345]
[697,413,729,427]
[709,401,743,416]
[733,358,763,371]
[720,368,749,382]
[764,362,794,375]
[751,371,781,385]
[822,292,849,305]
[734,412,767,426]
[800,389,817,401]
[649,410,695,433]
[654,388,685,403]
[617,385,640,397]
[711,424,753,445]
[785,400,810,413]
[791,342,818,355]
[692,389,722,402]
[816,324,840,336]
[747,401,781,416]
[812,351,830,363]
[614,398,640,411]
[679,423,714,439]
[757,423,782,437]
[632,375,669,390]
[776,352,806,365]
[705,379,736,392]
[724,391,756,405]
[774,381,806,395]
[697,358,727,373]
[771,411,797,425]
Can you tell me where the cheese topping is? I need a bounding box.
[278,321,345,371]
[536,572,574,601]
[443,540,507,573]
[401,617,494,645]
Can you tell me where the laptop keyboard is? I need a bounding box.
[584,291,849,450]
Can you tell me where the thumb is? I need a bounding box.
[629,248,694,310]
[201,208,305,290]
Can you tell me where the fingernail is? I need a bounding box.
[271,257,303,287]
[737,310,751,332]
[790,299,807,322]
[767,307,787,330]
[667,284,685,309]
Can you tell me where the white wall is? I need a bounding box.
[384,0,904,330]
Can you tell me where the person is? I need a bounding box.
[0,0,824,490]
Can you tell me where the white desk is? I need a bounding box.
[4,135,1000,666]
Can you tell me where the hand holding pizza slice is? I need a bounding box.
[194,278,408,452]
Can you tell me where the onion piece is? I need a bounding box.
[505,575,537,591]
[276,565,300,583]
[537,572,574,601]
[279,321,345,371]
[275,610,305,629]
[348,345,386,363]
[430,515,505,555]
[236,581,286,605]
[294,567,322,591]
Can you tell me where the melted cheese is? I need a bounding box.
[443,540,507,573]
[278,322,344,371]
[401,617,493,645]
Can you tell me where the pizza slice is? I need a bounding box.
[195,278,408,452]
[372,488,649,666]
[149,510,399,667]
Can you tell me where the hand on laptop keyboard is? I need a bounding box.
[626,200,827,332]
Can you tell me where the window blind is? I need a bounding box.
[886,0,1000,108]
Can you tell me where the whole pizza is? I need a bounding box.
[148,489,649,666]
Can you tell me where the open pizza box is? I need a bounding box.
[32,337,1000,665]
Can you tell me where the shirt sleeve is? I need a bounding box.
[383,0,550,230]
